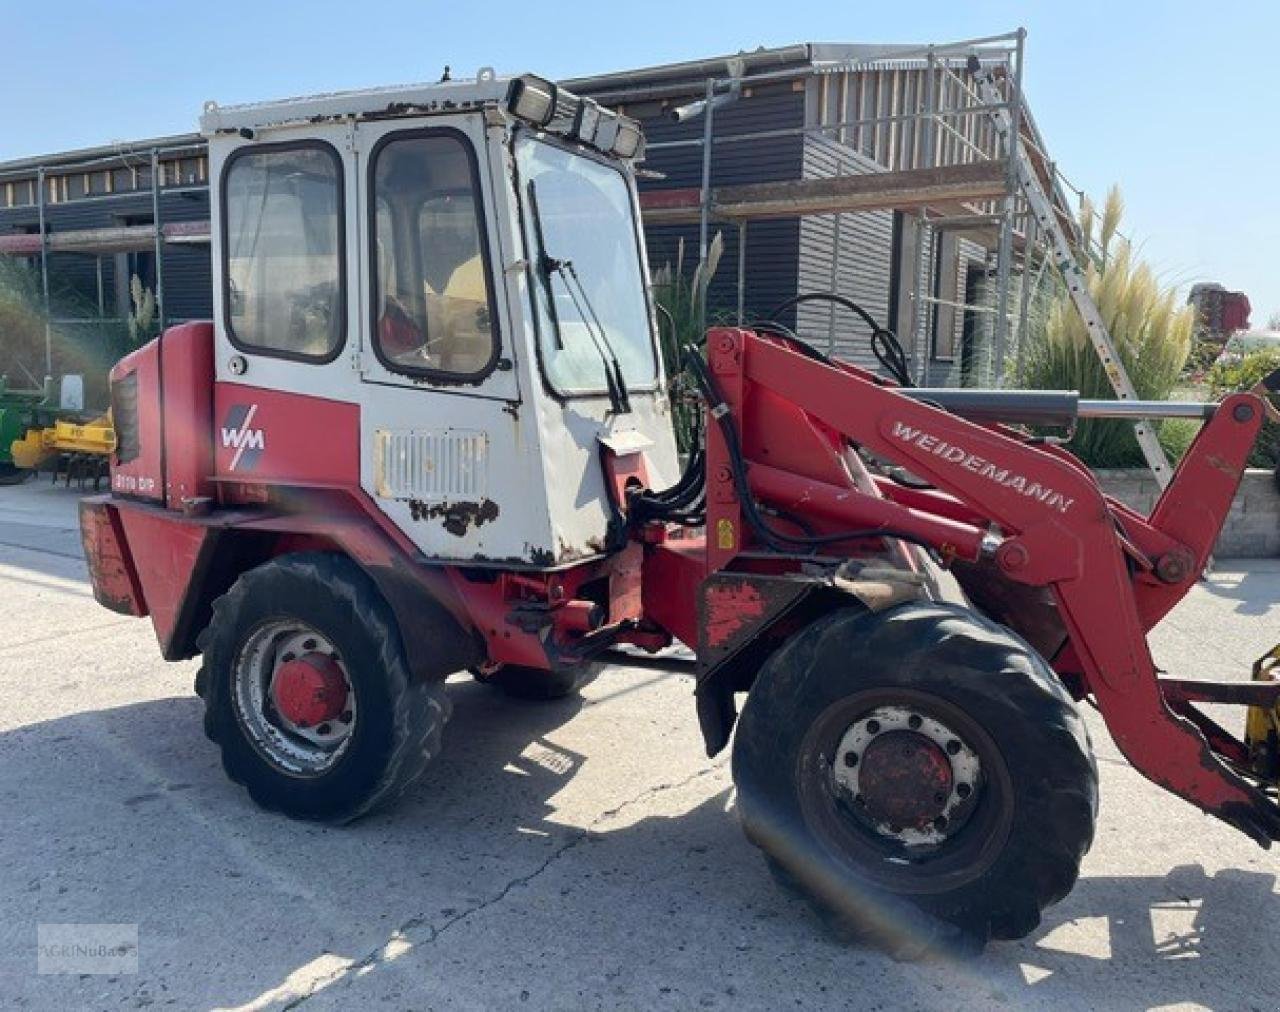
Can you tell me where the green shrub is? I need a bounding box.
[651,233,723,453]
[1018,187,1194,468]
[1183,337,1223,382]
[1157,417,1200,464]
[1207,349,1280,468]
[0,255,139,410]
[0,257,50,386]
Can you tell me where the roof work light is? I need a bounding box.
[506,75,645,160]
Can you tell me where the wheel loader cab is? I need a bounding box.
[202,72,678,566]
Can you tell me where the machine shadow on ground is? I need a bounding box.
[1200,560,1280,618]
[2,672,1276,1009]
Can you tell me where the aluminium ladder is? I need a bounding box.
[969,59,1173,487]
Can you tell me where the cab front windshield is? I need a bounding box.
[516,138,657,394]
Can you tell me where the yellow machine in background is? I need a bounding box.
[1247,648,1280,787]
[10,413,115,486]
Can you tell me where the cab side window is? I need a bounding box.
[370,133,497,377]
[223,143,344,360]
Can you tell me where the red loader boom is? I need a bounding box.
[685,328,1280,846]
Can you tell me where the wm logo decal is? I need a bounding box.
[220,404,265,472]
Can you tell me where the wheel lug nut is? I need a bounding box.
[957,783,972,799]
[908,715,922,729]
[866,719,881,734]
[843,752,858,768]
[946,739,962,755]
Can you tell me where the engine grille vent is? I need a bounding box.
[111,371,140,464]
[373,429,488,501]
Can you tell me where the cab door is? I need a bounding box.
[353,116,519,400]
[352,115,551,563]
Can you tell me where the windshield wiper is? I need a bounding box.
[526,180,631,415]
[525,180,565,351]
[558,261,632,415]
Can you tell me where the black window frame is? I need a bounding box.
[219,138,347,365]
[366,126,503,384]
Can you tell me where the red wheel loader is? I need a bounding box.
[79,70,1280,955]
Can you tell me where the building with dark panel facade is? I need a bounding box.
[0,35,1066,388]
[0,136,212,325]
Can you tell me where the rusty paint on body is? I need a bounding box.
[78,497,147,616]
[703,581,767,650]
[408,498,500,536]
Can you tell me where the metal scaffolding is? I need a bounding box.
[640,27,1078,387]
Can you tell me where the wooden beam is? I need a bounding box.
[640,160,1008,224]
[0,219,210,256]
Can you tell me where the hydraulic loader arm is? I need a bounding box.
[710,329,1280,845]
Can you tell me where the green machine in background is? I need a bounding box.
[0,376,56,483]
[0,373,112,488]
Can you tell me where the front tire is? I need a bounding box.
[732,602,1097,956]
[197,552,451,823]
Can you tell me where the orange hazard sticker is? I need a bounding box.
[716,518,735,550]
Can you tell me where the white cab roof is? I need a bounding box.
[200,68,516,136]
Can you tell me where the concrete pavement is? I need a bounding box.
[0,479,1277,1011]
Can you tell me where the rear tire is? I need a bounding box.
[197,552,451,823]
[732,602,1097,957]
[474,663,596,701]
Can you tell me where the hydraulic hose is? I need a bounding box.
[766,291,913,387]
[685,349,937,556]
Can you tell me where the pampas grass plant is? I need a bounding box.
[1020,187,1195,467]
[0,254,140,408]
[651,232,723,453]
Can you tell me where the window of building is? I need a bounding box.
[370,132,496,378]
[222,143,343,361]
[931,231,960,361]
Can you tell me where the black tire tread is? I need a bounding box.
[196,552,451,823]
[733,602,1098,956]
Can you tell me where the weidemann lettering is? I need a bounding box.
[890,422,1074,514]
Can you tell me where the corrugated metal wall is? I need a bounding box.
[0,190,213,324]
[794,133,894,371]
[615,83,807,328]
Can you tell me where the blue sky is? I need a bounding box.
[3,1,1278,321]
